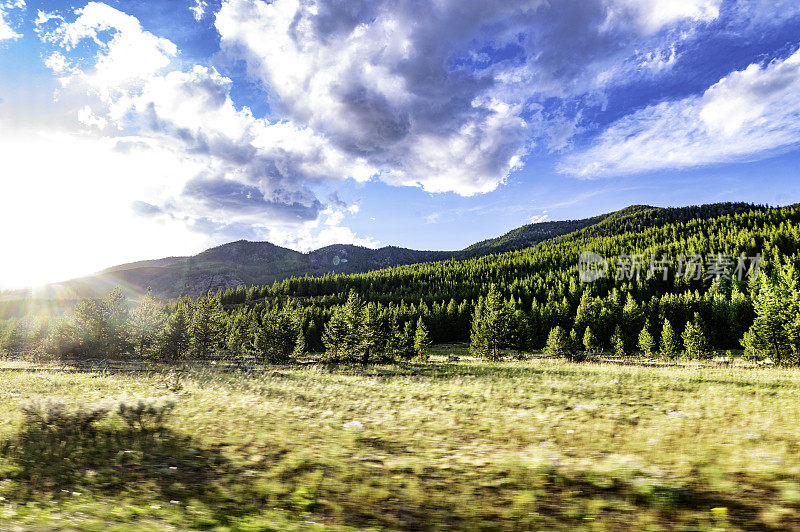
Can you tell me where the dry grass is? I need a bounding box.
[0,352,799,530]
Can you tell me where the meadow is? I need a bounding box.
[0,350,799,530]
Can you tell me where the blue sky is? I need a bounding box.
[1,0,800,287]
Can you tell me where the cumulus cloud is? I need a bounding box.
[21,0,800,272]
[215,0,723,196]
[560,47,800,177]
[0,0,24,41]
[36,2,376,246]
[267,206,380,251]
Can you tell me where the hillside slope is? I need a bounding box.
[34,202,767,300]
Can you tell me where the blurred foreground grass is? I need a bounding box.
[0,352,799,530]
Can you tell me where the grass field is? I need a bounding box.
[1,350,799,530]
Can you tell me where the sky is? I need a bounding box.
[1,0,800,288]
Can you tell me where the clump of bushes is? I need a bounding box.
[17,396,175,435]
[20,397,111,434]
[116,397,176,430]
[2,395,183,493]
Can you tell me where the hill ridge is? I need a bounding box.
[35,201,767,299]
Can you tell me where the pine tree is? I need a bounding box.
[659,318,678,358]
[469,296,489,358]
[622,294,642,353]
[360,303,385,364]
[225,309,252,357]
[306,320,322,352]
[741,266,799,363]
[583,327,599,354]
[401,320,416,359]
[0,319,26,355]
[610,325,625,356]
[510,309,529,355]
[162,303,191,361]
[413,317,431,357]
[129,289,166,360]
[469,285,511,360]
[255,306,299,363]
[322,307,348,361]
[103,287,131,358]
[544,326,569,357]
[638,319,654,357]
[341,290,365,362]
[71,287,131,359]
[682,313,709,358]
[190,296,226,359]
[384,317,404,361]
[292,329,307,358]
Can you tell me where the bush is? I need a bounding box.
[116,397,176,430]
[19,397,111,434]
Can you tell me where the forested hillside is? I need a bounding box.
[27,202,765,301]
[4,202,800,364]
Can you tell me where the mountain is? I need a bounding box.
[462,212,613,256]
[24,202,767,300]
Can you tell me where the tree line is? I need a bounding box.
[2,203,800,364]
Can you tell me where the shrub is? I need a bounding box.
[116,398,176,430]
[20,397,111,434]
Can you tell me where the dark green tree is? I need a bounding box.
[413,317,431,357]
[292,329,307,358]
[190,296,225,359]
[659,318,678,358]
[162,302,191,360]
[638,319,654,357]
[469,285,511,360]
[610,325,625,356]
[322,307,348,361]
[741,266,799,363]
[254,306,299,363]
[544,326,569,357]
[583,327,599,355]
[129,289,165,360]
[682,312,709,359]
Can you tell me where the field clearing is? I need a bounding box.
[0,354,799,530]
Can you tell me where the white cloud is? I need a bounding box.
[0,2,381,285]
[190,0,208,21]
[43,51,69,73]
[529,214,550,224]
[214,0,723,196]
[0,0,24,41]
[40,3,379,220]
[638,46,678,72]
[215,0,534,196]
[77,105,107,129]
[607,0,721,34]
[214,0,726,195]
[561,48,800,177]
[267,206,380,252]
[40,2,178,100]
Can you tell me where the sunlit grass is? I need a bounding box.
[0,354,799,530]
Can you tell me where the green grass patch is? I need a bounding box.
[0,357,799,530]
